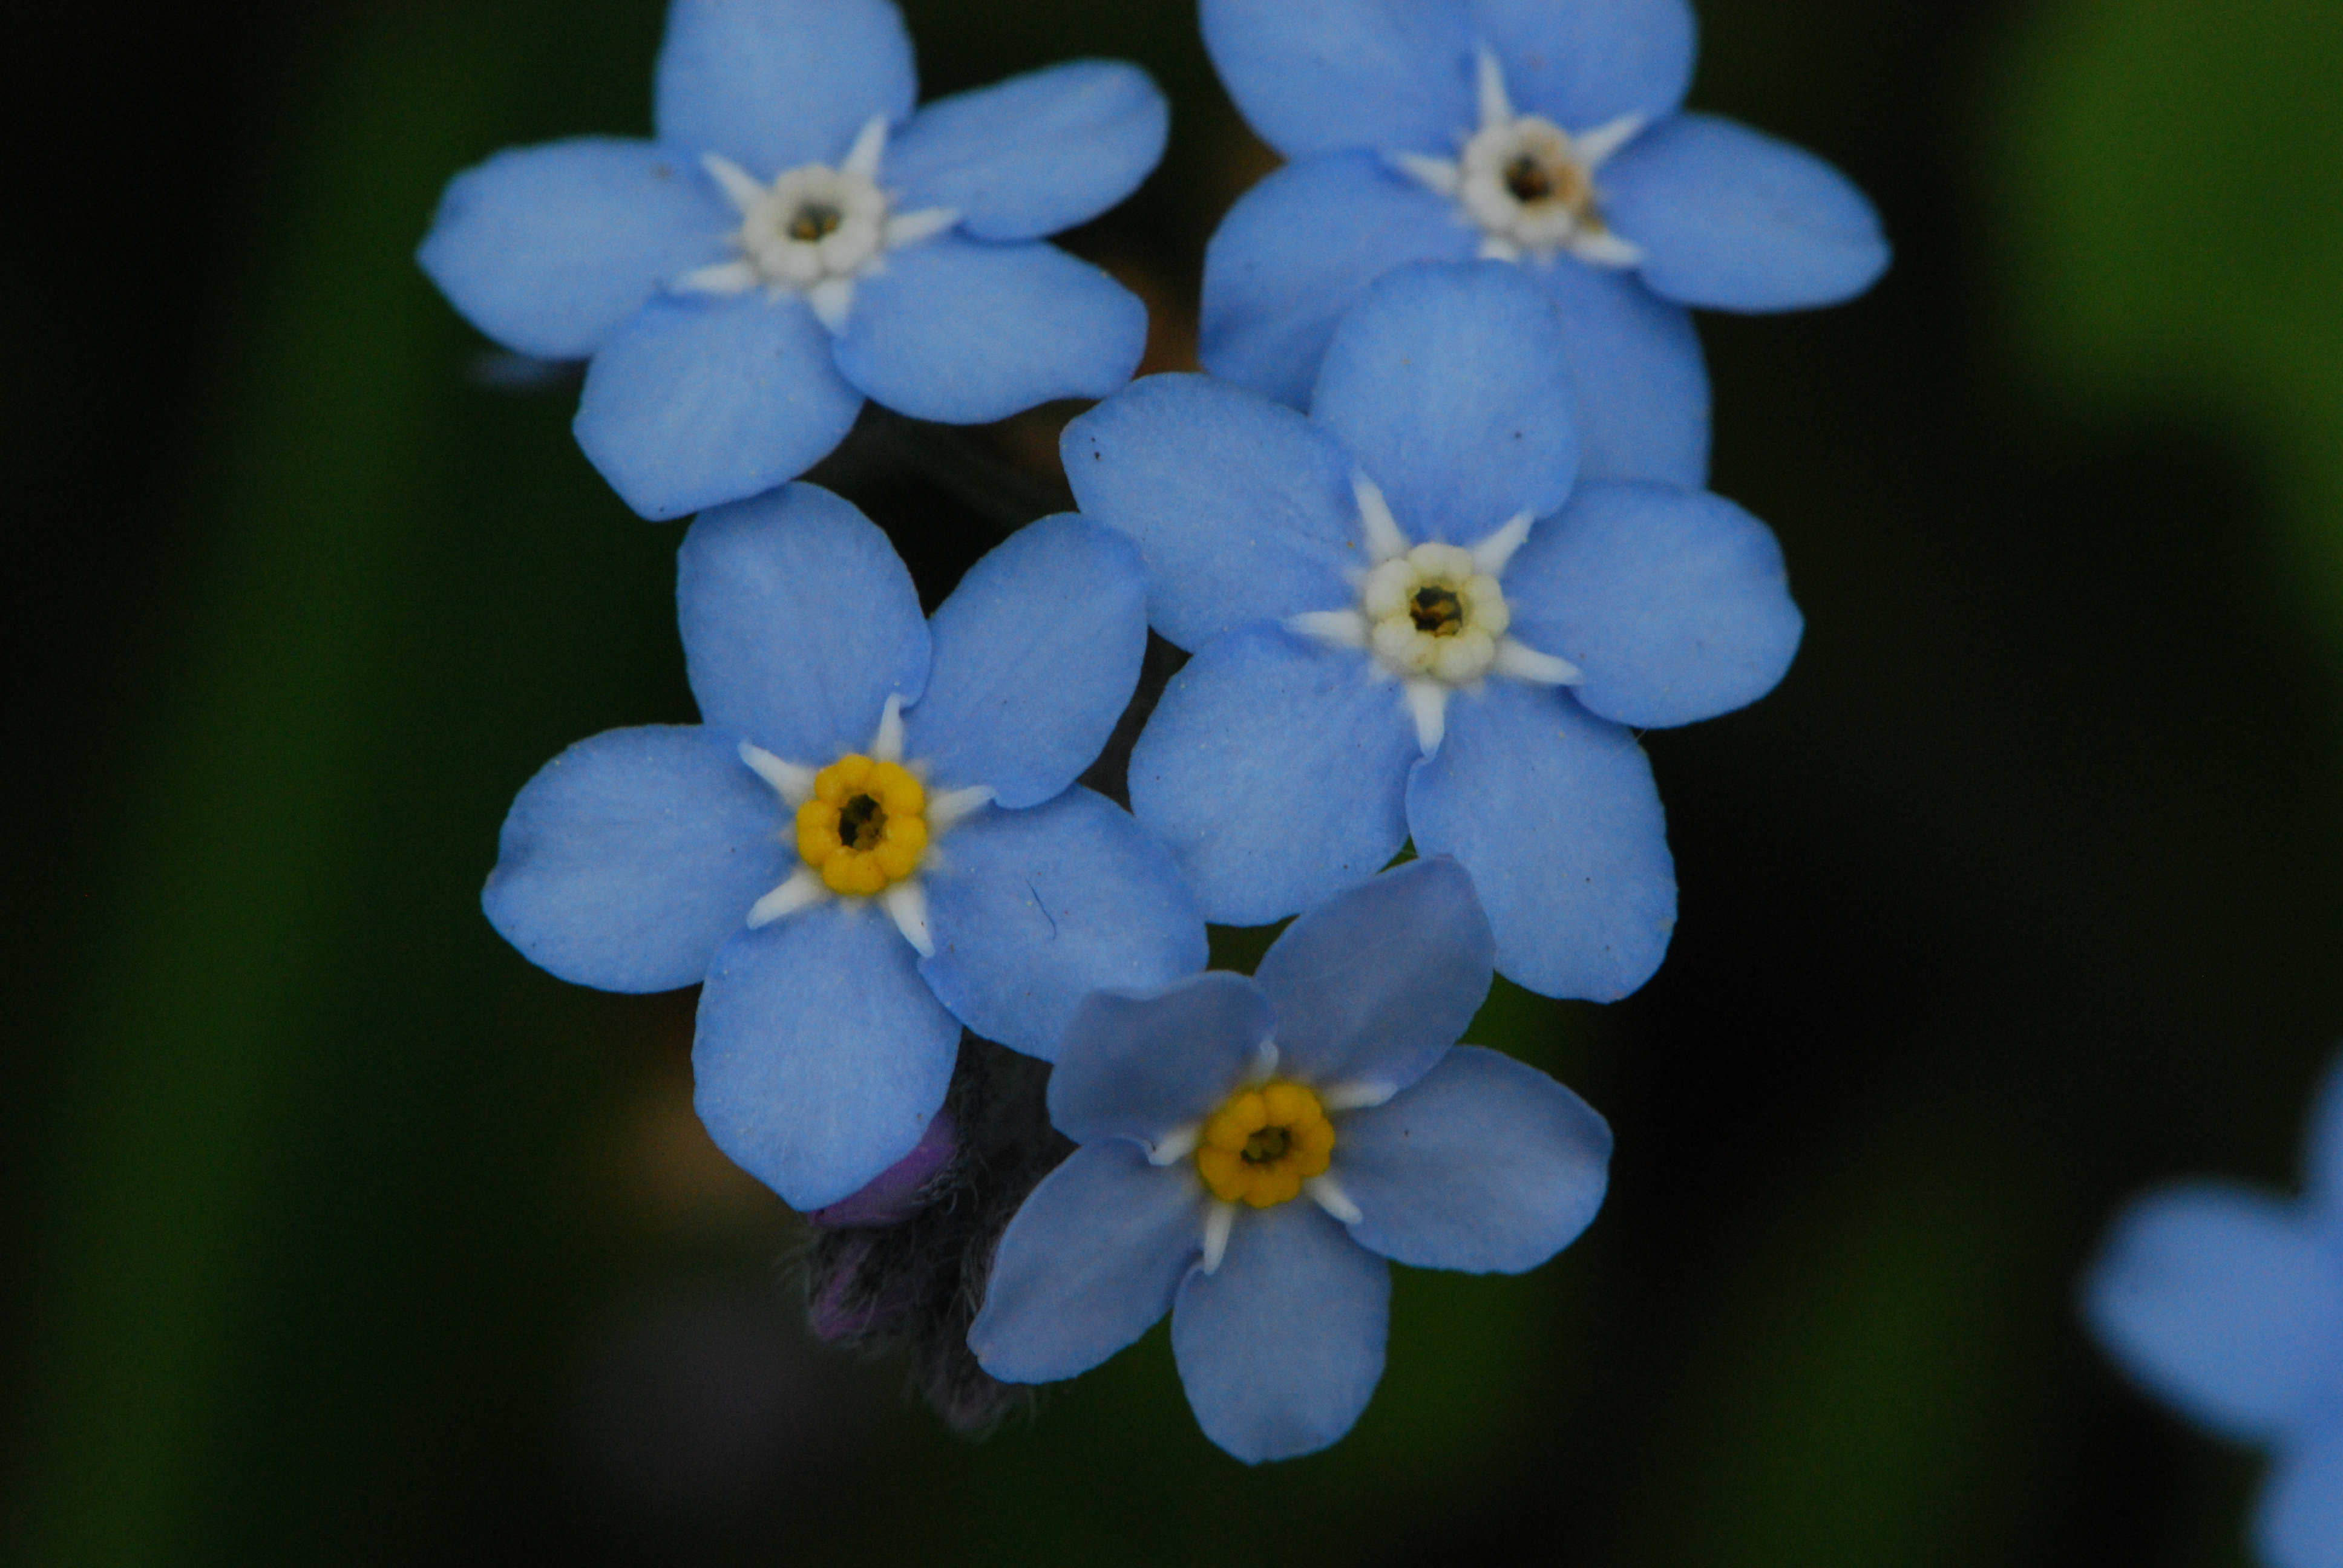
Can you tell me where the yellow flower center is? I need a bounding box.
[795,754,928,897]
[1195,1080,1335,1209]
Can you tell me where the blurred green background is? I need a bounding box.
[7,0,2342,1562]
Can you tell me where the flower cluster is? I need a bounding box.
[427,0,1880,1461]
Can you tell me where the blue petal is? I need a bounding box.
[1199,0,1475,160]
[1063,374,1362,652]
[2082,1183,2343,1443]
[886,62,1168,242]
[418,139,732,361]
[1502,481,1801,728]
[2256,1419,2343,1568]
[1335,1046,1611,1272]
[1600,113,1890,312]
[1172,1198,1390,1463]
[968,1142,1204,1383]
[1050,973,1277,1147]
[834,237,1147,424]
[1128,628,1417,927]
[654,0,916,177]
[1526,257,1710,486]
[1199,152,1481,411]
[482,725,787,993]
[1406,680,1675,999]
[677,483,929,763]
[904,515,1147,807]
[693,901,961,1211]
[1253,857,1493,1096]
[1311,260,1578,544]
[920,788,1208,1061]
[1469,0,1697,130]
[574,292,865,519]
[2307,1050,2343,1232]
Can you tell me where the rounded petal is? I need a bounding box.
[2082,1183,2343,1442]
[1406,680,1676,1000]
[1051,973,1278,1147]
[1311,261,1578,544]
[482,725,786,993]
[1063,374,1363,651]
[693,902,961,1211]
[2256,1419,2343,1568]
[2306,1051,2343,1232]
[654,0,916,177]
[574,292,865,520]
[886,61,1168,241]
[1470,0,1697,130]
[1128,627,1417,927]
[417,138,732,360]
[1601,113,1890,312]
[1172,1199,1390,1463]
[1527,257,1710,486]
[968,1142,1205,1383]
[1199,152,1481,411]
[1253,857,1493,1095]
[1502,481,1801,728]
[833,237,1146,424]
[1199,0,1475,160]
[904,515,1147,806]
[677,483,929,762]
[1335,1046,1611,1272]
[920,788,1208,1061]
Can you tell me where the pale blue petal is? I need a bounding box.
[1200,0,1476,160]
[1406,680,1675,999]
[1050,974,1277,1145]
[886,61,1168,241]
[1335,1047,1611,1272]
[904,516,1146,806]
[1062,374,1362,651]
[834,237,1145,423]
[1253,857,1492,1095]
[1128,628,1417,927]
[693,902,960,1211]
[1172,1200,1389,1463]
[2307,1051,2343,1233]
[1502,482,1801,728]
[1601,113,1890,312]
[677,483,928,762]
[1469,0,1697,130]
[969,1142,1205,1383]
[418,138,732,360]
[1311,260,1577,544]
[2256,1420,2343,1568]
[574,292,865,519]
[1199,152,1480,411]
[654,0,916,176]
[2082,1183,2343,1443]
[1527,257,1709,486]
[920,788,1208,1061]
[483,725,786,993]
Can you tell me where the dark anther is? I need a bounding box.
[1242,1125,1293,1166]
[790,202,843,241]
[1411,585,1464,635]
[839,792,885,849]
[1504,154,1553,203]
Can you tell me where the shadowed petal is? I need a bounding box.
[1526,258,1709,485]
[1050,974,1278,1148]
[654,0,916,177]
[1200,0,1475,160]
[1469,0,1697,131]
[887,61,1168,241]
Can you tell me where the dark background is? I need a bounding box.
[7,1,2342,1562]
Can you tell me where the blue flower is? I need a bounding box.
[1196,0,1889,485]
[418,0,1167,520]
[1067,260,1800,999]
[967,857,1611,1463]
[2083,1054,2343,1568]
[482,485,1207,1209]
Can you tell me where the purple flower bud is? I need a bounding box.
[804,1109,955,1229]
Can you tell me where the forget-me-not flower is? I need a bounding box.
[2083,1053,2343,1567]
[1196,0,1889,485]
[1068,260,1801,999]
[483,485,1206,1209]
[968,857,1611,1463]
[419,0,1167,520]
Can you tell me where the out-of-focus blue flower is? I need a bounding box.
[1068,260,1800,999]
[483,485,1206,1209]
[1197,0,1889,485]
[419,0,1165,520]
[968,858,1611,1463]
[2083,1053,2343,1568]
